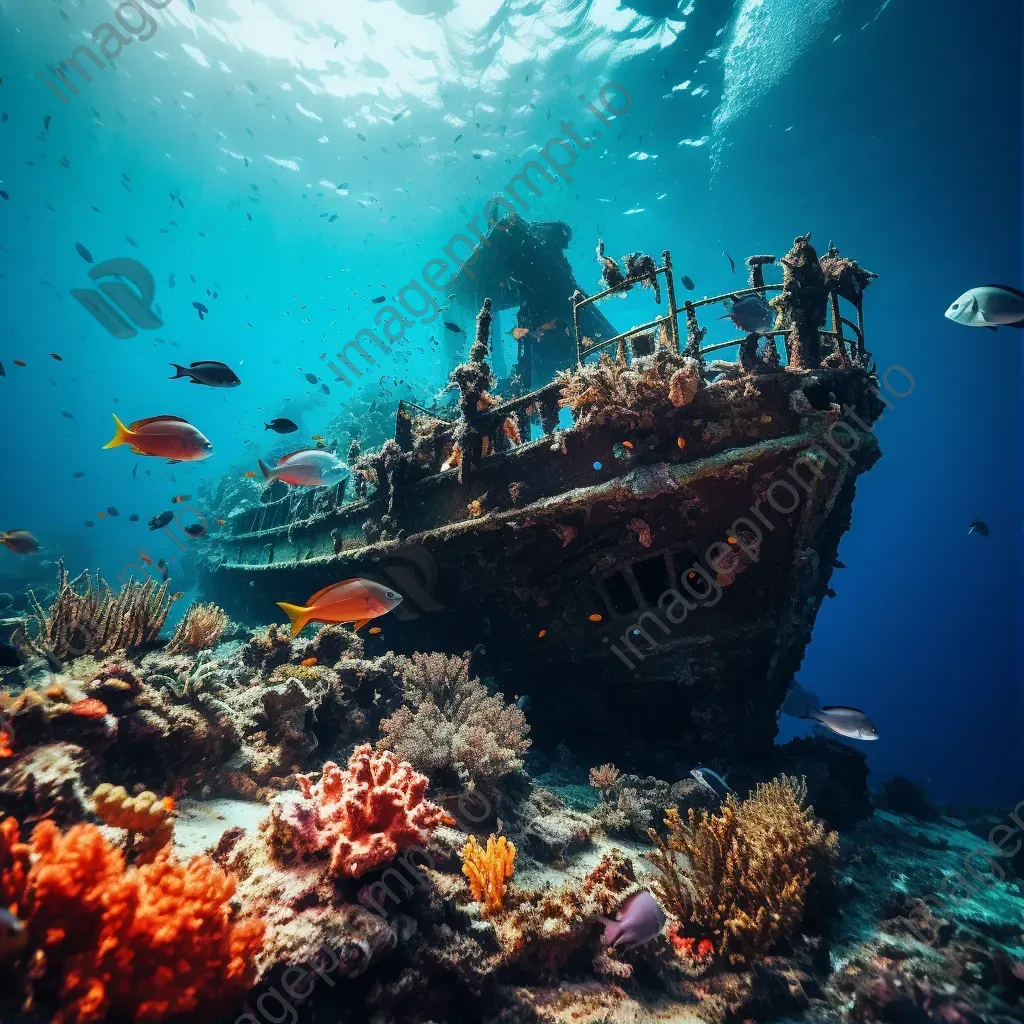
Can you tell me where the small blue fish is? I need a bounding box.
[598,890,665,951]
[593,461,603,471]
[515,694,532,712]
[968,519,989,537]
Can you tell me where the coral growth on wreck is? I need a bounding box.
[377,651,530,794]
[0,815,263,1023]
[557,347,702,428]
[647,775,837,965]
[268,743,450,878]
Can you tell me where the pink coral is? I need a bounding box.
[272,744,450,878]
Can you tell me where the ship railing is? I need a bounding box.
[572,249,867,368]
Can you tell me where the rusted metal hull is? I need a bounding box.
[198,366,882,771]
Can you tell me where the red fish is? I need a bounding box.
[0,530,39,554]
[103,414,213,462]
[277,578,403,637]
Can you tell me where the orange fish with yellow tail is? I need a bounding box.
[103,414,214,462]
[277,578,402,637]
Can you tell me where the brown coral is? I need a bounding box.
[165,602,229,655]
[589,763,621,796]
[27,563,178,660]
[377,652,530,794]
[646,775,836,965]
[462,833,516,915]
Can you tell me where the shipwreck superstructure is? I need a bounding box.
[198,230,884,774]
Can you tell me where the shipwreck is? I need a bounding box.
[197,224,884,776]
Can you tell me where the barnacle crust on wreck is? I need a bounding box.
[199,234,885,773]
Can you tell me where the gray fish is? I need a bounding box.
[75,241,94,263]
[169,361,241,387]
[945,285,1024,330]
[304,372,318,384]
[680,274,695,290]
[599,890,665,951]
[719,294,774,334]
[800,705,878,741]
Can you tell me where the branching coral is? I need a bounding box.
[462,833,516,915]
[165,602,228,655]
[268,744,450,878]
[92,783,174,864]
[27,563,178,660]
[589,763,621,797]
[376,652,530,794]
[557,348,702,429]
[646,775,837,966]
[2,816,264,1023]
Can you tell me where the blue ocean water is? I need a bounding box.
[0,0,1019,808]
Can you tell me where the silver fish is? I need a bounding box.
[719,293,774,334]
[801,705,878,741]
[944,285,1024,330]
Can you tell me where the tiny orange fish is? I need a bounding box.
[300,657,318,667]
[12,359,26,367]
[162,796,175,812]
[96,512,107,519]
[368,626,382,635]
[140,553,153,565]
[217,518,226,525]
[171,591,184,600]
[621,440,633,449]
[171,494,192,504]
[243,471,257,478]
[540,319,558,330]
[312,434,324,441]
[588,613,602,622]
[676,437,686,449]
[727,536,737,544]
[538,629,547,638]
[511,327,530,340]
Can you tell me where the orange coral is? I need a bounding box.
[272,744,450,879]
[68,698,109,719]
[9,817,264,1023]
[1,816,31,914]
[462,833,516,915]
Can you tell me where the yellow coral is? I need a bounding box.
[467,498,485,518]
[646,775,836,966]
[93,783,174,864]
[166,601,229,655]
[462,833,516,915]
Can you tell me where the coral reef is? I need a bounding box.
[165,601,228,655]
[0,815,263,1023]
[462,833,516,915]
[646,775,837,965]
[27,564,178,660]
[269,744,450,878]
[377,651,530,795]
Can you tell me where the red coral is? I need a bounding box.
[1,816,31,913]
[6,817,264,1023]
[277,743,450,878]
[68,698,109,719]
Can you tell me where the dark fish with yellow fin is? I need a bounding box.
[103,414,213,462]
[277,578,402,637]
